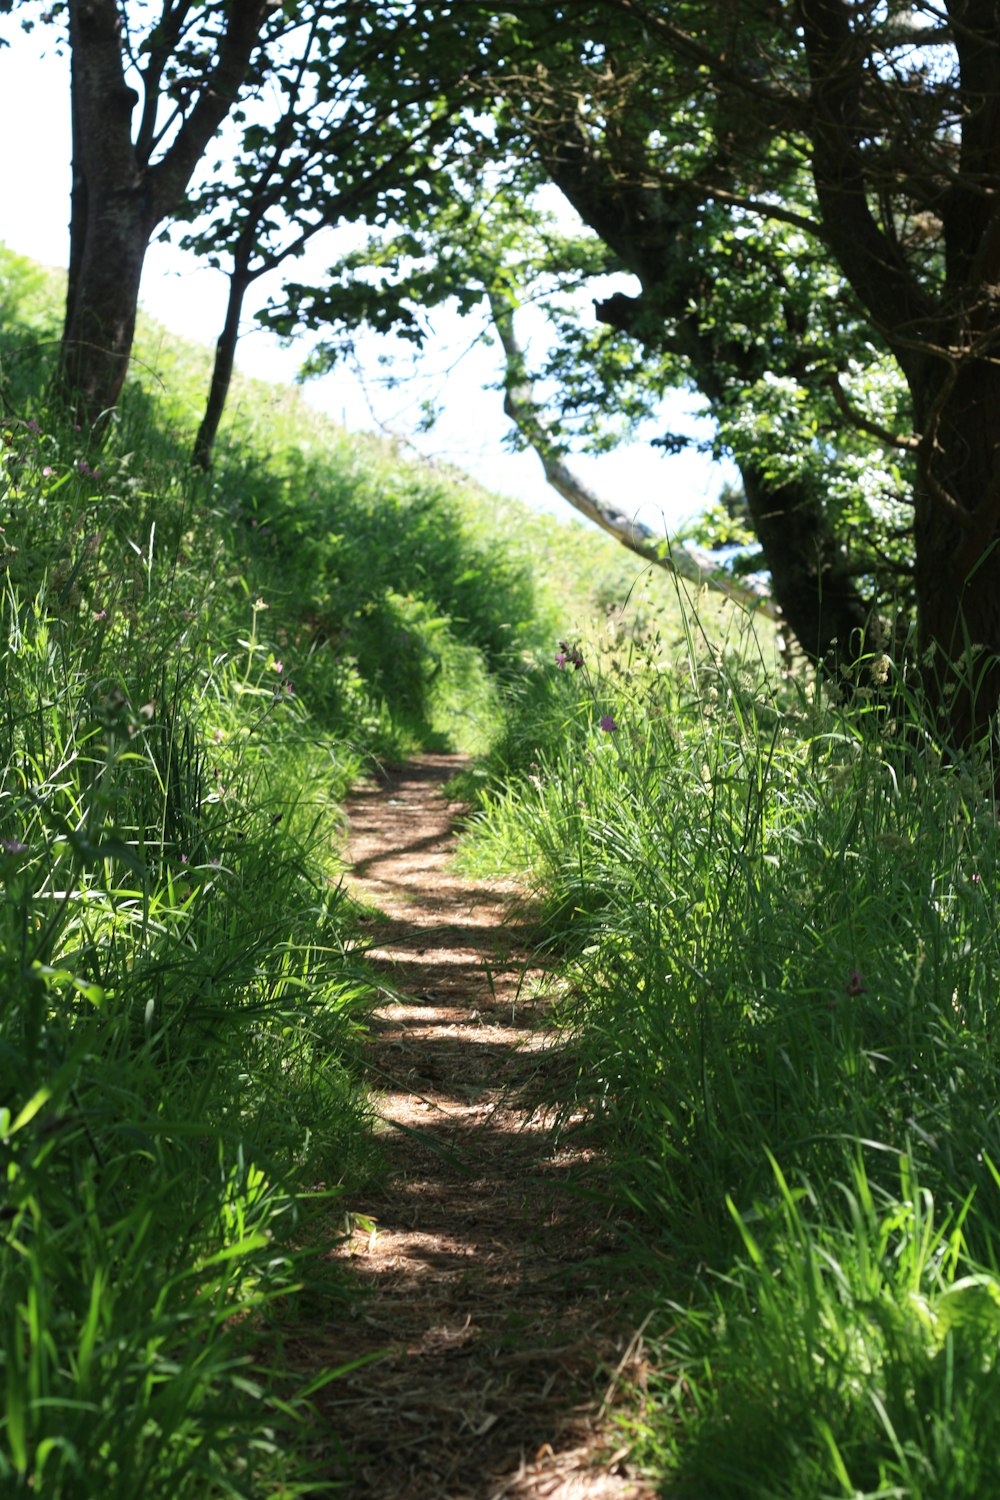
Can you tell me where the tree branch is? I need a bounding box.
[825,372,920,450]
[488,289,776,617]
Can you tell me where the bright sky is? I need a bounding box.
[1,17,733,533]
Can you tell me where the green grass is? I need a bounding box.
[460,587,1000,1498]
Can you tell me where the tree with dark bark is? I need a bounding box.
[521,0,1000,740]
[55,0,291,429]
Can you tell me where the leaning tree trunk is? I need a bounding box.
[488,290,777,615]
[193,267,253,470]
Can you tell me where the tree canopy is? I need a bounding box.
[9,0,1000,741]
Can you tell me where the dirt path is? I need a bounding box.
[310,755,654,1499]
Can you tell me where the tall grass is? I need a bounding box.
[0,414,378,1495]
[463,582,1000,1497]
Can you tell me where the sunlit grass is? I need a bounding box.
[461,586,1000,1497]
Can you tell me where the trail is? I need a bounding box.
[309,755,654,1499]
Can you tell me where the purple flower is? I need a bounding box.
[599,714,618,733]
[972,872,982,885]
[845,968,867,996]
[1,837,27,855]
[42,466,54,477]
[26,419,40,433]
[557,640,584,671]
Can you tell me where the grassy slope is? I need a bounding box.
[461,581,1000,1496]
[0,244,653,1497]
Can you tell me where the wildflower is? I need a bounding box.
[213,728,225,743]
[272,659,283,673]
[599,714,618,733]
[180,854,188,865]
[557,640,584,671]
[845,968,867,996]
[282,679,295,697]
[972,872,982,886]
[1,837,27,855]
[871,654,892,686]
[26,419,40,433]
[555,651,568,669]
[78,461,91,477]
[42,466,54,477]
[93,608,107,621]
[252,597,268,612]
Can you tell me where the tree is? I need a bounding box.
[265,0,934,674]
[176,4,474,468]
[56,0,287,427]
[489,0,1000,740]
[269,62,897,673]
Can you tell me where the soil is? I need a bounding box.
[307,755,655,1500]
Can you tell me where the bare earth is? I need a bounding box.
[307,754,655,1500]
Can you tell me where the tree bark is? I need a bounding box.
[796,0,1000,740]
[58,0,271,430]
[193,267,252,471]
[911,364,1000,746]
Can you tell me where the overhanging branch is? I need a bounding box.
[487,290,776,619]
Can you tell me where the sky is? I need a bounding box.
[0,16,734,535]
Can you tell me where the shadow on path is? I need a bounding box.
[302,756,653,1500]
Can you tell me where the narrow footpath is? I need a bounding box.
[310,755,655,1499]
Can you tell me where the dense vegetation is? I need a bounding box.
[462,593,1000,1497]
[0,246,639,1496]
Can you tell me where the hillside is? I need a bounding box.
[0,243,690,1496]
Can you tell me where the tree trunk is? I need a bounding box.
[58,0,270,430]
[193,269,252,470]
[739,462,867,669]
[63,42,88,347]
[57,184,150,429]
[912,364,1000,747]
